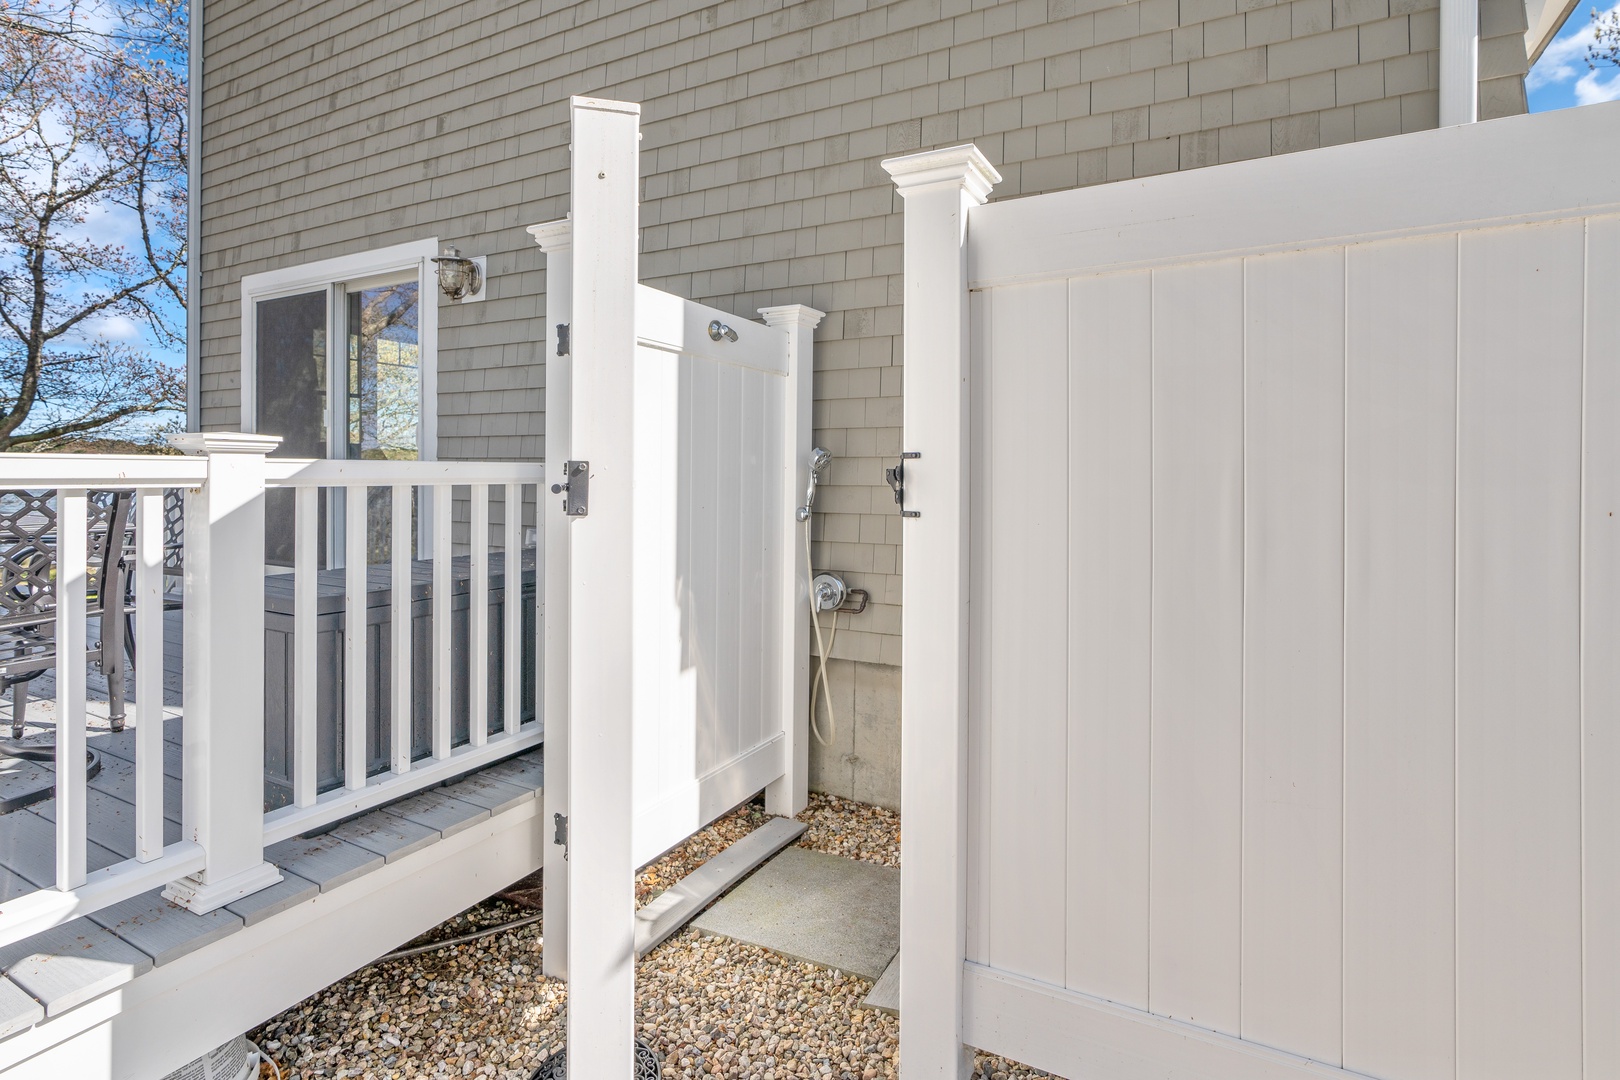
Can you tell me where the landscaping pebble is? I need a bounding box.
[251,795,1047,1079]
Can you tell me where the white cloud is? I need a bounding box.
[1575,65,1620,102]
[1529,3,1620,91]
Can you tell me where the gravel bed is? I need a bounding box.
[250,793,1048,1080]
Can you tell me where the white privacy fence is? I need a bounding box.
[890,102,1620,1079]
[532,97,817,1074]
[0,446,544,948]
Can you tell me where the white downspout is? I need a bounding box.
[1440,0,1480,125]
[186,0,202,431]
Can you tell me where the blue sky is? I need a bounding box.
[1528,3,1620,110]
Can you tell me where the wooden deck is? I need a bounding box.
[0,608,544,1053]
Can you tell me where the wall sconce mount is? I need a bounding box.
[431,246,487,303]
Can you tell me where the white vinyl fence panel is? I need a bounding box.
[895,101,1620,1080]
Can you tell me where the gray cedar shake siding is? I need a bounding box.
[198,0,1529,810]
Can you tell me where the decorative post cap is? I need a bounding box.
[167,432,282,456]
[527,216,573,252]
[881,144,1001,204]
[758,305,827,329]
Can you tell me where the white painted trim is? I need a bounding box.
[883,143,1001,1080]
[632,735,785,868]
[260,729,542,846]
[0,843,205,952]
[529,216,574,982]
[165,434,283,913]
[185,0,201,432]
[963,964,1387,1080]
[0,800,543,1079]
[968,103,1620,287]
[263,458,541,486]
[238,237,440,461]
[1439,0,1479,126]
[0,455,208,486]
[760,303,824,819]
[564,94,642,1074]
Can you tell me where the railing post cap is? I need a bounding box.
[167,432,283,456]
[527,215,573,252]
[758,304,826,329]
[882,144,1002,204]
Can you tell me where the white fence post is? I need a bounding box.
[760,304,824,819]
[564,95,641,1073]
[528,215,573,981]
[163,432,285,913]
[883,145,1000,1079]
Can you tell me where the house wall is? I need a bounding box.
[198,0,1528,811]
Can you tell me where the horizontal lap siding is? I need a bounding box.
[971,214,1615,1077]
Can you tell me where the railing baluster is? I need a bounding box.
[344,484,367,790]
[470,484,490,747]
[391,483,411,773]
[55,490,88,891]
[135,490,164,862]
[503,483,521,736]
[294,486,318,808]
[432,485,452,759]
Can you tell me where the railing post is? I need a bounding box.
[163,432,285,913]
[527,215,573,981]
[882,145,1000,1079]
[760,304,824,819]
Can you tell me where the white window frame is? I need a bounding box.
[239,237,440,462]
[240,238,441,564]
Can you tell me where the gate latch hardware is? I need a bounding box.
[556,323,570,356]
[884,452,921,518]
[553,813,568,859]
[551,460,589,517]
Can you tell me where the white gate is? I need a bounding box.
[890,102,1620,1079]
[530,97,818,1073]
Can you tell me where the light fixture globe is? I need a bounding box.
[431,246,483,300]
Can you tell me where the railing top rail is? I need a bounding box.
[0,454,209,488]
[264,459,545,487]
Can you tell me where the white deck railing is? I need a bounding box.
[0,439,544,948]
[259,457,544,844]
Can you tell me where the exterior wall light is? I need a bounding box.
[431,246,486,302]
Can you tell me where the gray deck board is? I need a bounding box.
[0,916,152,1016]
[0,809,123,888]
[379,789,490,840]
[90,730,184,780]
[30,788,182,860]
[225,869,320,927]
[265,834,384,893]
[0,977,42,1039]
[330,812,437,864]
[478,750,542,793]
[440,772,535,816]
[635,817,806,957]
[84,751,184,822]
[88,889,244,967]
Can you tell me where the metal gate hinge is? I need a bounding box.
[885,451,921,518]
[550,460,589,517]
[556,323,570,356]
[553,812,568,848]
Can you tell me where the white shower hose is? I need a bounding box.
[805,521,838,747]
